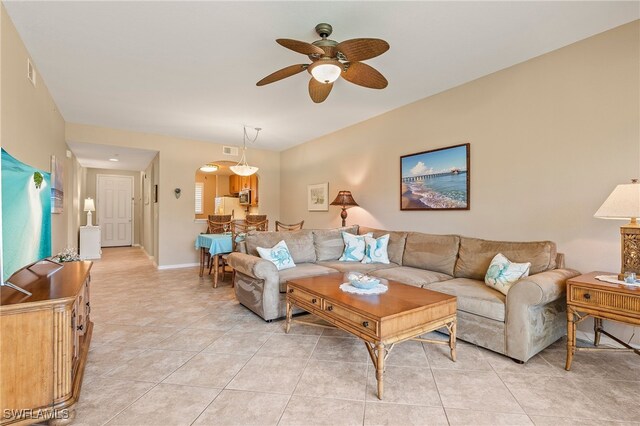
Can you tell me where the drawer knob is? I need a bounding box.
[327,306,333,311]
[584,293,591,300]
[362,321,369,328]
[288,289,294,293]
[311,298,317,304]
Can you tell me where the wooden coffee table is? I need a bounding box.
[285,273,457,399]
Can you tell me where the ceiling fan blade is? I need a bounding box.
[336,38,389,61]
[341,62,388,89]
[256,64,308,86]
[308,78,333,103]
[276,39,325,56]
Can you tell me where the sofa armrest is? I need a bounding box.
[507,268,580,306]
[505,268,580,362]
[227,252,277,280]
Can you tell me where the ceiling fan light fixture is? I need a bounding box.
[199,163,219,173]
[309,60,342,84]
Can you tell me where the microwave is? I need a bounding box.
[239,189,251,205]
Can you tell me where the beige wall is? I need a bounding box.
[66,123,281,267]
[82,168,142,245]
[1,4,80,256]
[195,171,217,220]
[280,21,640,342]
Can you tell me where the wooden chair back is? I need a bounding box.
[246,215,268,231]
[230,221,250,252]
[275,220,304,231]
[207,217,232,234]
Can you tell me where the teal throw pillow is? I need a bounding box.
[339,232,372,262]
[362,234,390,264]
[484,253,531,295]
[257,240,296,270]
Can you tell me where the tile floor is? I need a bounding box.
[73,247,640,426]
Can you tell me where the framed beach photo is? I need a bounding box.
[308,183,329,211]
[400,143,470,211]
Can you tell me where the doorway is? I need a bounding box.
[97,174,134,247]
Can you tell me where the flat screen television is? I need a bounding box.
[1,148,53,296]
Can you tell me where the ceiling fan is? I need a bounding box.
[256,23,389,103]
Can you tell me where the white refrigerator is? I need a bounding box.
[214,196,245,219]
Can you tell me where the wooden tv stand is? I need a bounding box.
[1,261,93,425]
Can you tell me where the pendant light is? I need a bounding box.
[230,125,261,176]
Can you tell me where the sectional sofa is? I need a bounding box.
[227,226,580,362]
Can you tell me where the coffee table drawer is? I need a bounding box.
[324,301,379,337]
[570,285,640,315]
[287,287,322,309]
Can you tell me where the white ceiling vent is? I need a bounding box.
[27,58,36,86]
[223,146,239,156]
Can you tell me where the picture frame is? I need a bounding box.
[400,143,470,211]
[308,182,329,211]
[51,155,63,214]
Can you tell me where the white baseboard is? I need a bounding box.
[576,330,640,350]
[157,262,199,270]
[132,243,140,247]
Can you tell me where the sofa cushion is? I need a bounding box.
[316,261,399,274]
[277,263,339,293]
[313,226,359,261]
[246,230,316,263]
[362,234,390,264]
[370,266,452,288]
[339,232,371,262]
[256,240,296,271]
[359,227,407,265]
[454,237,557,280]
[402,233,460,276]
[426,278,506,321]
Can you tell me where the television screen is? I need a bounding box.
[1,148,52,282]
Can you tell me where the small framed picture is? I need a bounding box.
[308,183,329,211]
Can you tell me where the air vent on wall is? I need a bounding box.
[27,59,36,86]
[223,146,239,156]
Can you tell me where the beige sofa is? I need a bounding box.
[227,226,580,362]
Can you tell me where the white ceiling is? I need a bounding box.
[67,141,158,171]
[5,1,639,152]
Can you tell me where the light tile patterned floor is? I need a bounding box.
[73,247,640,425]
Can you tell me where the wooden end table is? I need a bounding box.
[284,273,457,399]
[565,271,640,370]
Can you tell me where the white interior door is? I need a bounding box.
[97,175,133,247]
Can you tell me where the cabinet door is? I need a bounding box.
[241,176,249,190]
[229,175,240,194]
[250,175,258,205]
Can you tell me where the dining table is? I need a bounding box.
[195,233,233,287]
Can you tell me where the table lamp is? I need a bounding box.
[594,179,640,279]
[84,198,96,227]
[330,190,359,227]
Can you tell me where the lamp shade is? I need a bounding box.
[330,191,359,207]
[594,180,640,220]
[230,164,259,176]
[84,198,95,212]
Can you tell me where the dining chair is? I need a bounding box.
[200,216,230,272]
[206,218,233,275]
[275,220,304,231]
[220,221,250,285]
[246,215,268,231]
